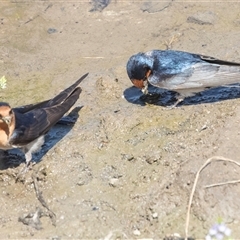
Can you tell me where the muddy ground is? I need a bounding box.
[1,1,240,239]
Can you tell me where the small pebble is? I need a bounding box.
[173,233,181,237]
[133,229,141,236]
[109,178,119,187]
[201,125,208,131]
[187,11,216,25]
[152,212,158,219]
[121,154,134,161]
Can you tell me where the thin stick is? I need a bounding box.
[81,56,124,59]
[82,57,105,59]
[32,168,56,226]
[185,156,240,240]
[205,179,240,188]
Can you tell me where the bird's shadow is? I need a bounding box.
[0,106,82,170]
[124,83,240,107]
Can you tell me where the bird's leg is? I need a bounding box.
[25,151,33,167]
[167,98,184,109]
[16,137,44,181]
[15,151,33,181]
[173,98,184,108]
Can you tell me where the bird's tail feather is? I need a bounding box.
[47,73,88,107]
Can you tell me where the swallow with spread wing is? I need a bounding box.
[0,73,88,165]
[126,50,240,106]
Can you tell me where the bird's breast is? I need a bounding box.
[0,122,15,150]
[0,129,13,149]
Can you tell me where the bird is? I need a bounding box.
[126,50,240,107]
[0,73,88,166]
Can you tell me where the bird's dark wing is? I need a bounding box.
[13,73,89,114]
[13,99,51,114]
[200,54,240,66]
[9,109,49,146]
[10,87,82,146]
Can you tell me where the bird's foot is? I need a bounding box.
[166,98,184,109]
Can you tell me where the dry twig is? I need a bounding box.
[32,166,56,226]
[185,156,240,240]
[204,179,240,188]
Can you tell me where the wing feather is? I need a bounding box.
[10,86,82,146]
[153,62,240,90]
[13,73,88,113]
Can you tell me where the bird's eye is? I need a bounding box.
[143,64,148,69]
[0,114,2,118]
[9,109,12,115]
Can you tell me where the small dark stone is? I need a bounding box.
[121,154,135,161]
[47,28,57,34]
[89,0,111,12]
[141,1,172,13]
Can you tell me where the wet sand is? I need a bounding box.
[1,1,240,238]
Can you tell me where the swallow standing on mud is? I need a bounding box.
[0,73,88,165]
[126,50,240,106]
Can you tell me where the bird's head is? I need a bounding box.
[126,53,153,94]
[0,102,13,126]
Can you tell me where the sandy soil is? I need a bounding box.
[1,1,240,239]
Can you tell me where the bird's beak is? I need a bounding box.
[2,116,12,126]
[141,78,148,95]
[131,78,149,95]
[142,69,152,94]
[131,69,151,95]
